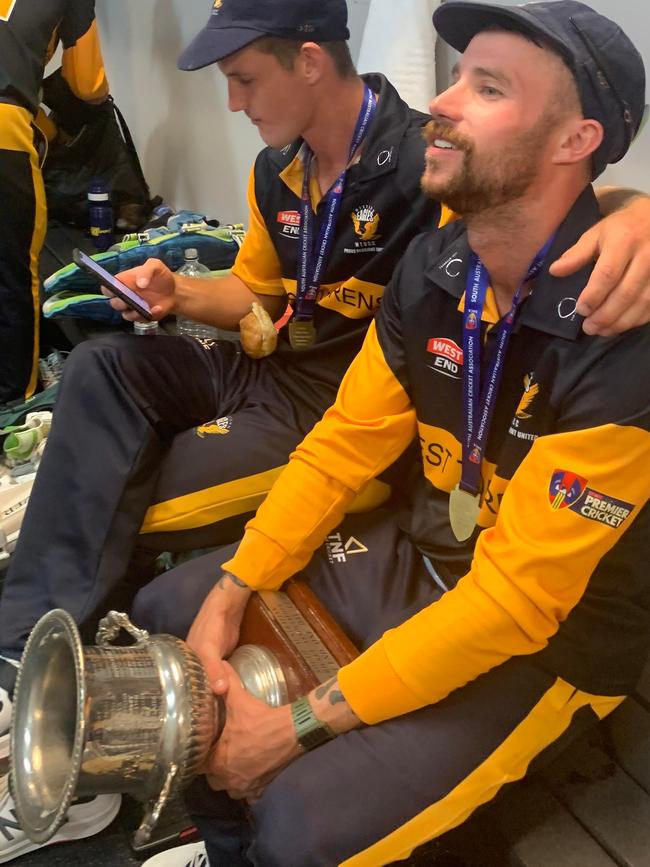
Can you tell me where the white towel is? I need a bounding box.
[357,0,442,112]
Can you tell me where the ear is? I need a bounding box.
[296,42,329,85]
[551,118,604,167]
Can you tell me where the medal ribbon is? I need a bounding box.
[459,239,554,496]
[294,84,377,322]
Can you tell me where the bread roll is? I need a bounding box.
[239,302,278,358]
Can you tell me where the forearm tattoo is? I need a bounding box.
[315,677,337,701]
[217,571,248,591]
[315,677,346,706]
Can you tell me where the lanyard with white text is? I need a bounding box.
[448,239,554,541]
[289,85,377,349]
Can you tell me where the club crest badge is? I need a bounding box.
[351,206,380,241]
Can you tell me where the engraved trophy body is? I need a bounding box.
[9,583,356,848]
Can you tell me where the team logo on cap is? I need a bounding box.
[213,0,223,9]
[352,206,380,241]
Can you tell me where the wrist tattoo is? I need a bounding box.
[315,677,337,701]
[315,677,345,706]
[217,571,248,591]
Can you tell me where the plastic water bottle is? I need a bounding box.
[88,178,114,251]
[175,249,223,340]
[133,321,159,336]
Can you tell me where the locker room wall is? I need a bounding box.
[96,0,648,223]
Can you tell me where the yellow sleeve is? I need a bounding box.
[339,422,650,723]
[34,108,57,142]
[61,19,108,102]
[223,320,417,587]
[231,167,286,297]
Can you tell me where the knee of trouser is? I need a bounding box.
[131,576,174,635]
[60,334,138,385]
[131,569,204,639]
[249,770,337,867]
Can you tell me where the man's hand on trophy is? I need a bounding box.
[187,572,252,693]
[204,665,301,801]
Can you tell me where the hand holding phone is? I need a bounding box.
[72,248,153,321]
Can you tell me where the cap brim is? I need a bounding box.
[432,2,573,66]
[178,26,264,71]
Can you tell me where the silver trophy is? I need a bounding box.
[9,608,292,847]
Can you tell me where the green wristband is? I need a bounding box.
[290,696,336,752]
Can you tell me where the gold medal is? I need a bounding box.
[288,319,317,350]
[448,485,481,542]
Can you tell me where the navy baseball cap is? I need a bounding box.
[432,0,647,177]
[178,0,350,71]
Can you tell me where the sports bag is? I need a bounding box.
[41,69,155,231]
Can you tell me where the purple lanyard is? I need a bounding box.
[459,239,553,496]
[295,84,377,322]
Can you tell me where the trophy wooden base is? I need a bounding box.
[239,580,358,700]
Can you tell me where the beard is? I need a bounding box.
[420,118,553,216]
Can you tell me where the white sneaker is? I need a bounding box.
[0,688,11,762]
[0,478,35,561]
[0,658,18,760]
[141,841,208,867]
[0,777,121,863]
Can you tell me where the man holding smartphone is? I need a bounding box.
[1,1,650,858]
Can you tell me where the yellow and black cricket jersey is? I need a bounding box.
[232,73,445,407]
[225,185,650,723]
[0,0,107,113]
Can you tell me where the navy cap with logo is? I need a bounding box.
[178,0,350,72]
[432,0,647,177]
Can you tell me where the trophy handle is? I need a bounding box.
[96,610,150,646]
[133,763,178,849]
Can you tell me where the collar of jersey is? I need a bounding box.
[279,73,416,203]
[426,185,601,340]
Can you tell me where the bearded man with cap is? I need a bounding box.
[129,3,650,866]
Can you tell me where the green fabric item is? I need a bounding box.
[0,384,59,430]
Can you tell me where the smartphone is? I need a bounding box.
[72,248,153,321]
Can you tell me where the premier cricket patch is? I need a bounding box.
[549,469,635,529]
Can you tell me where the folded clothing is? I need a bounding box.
[43,269,232,324]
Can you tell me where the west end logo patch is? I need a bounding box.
[549,469,634,528]
[426,337,463,380]
[277,210,300,239]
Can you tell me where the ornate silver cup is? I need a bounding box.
[9,608,288,847]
